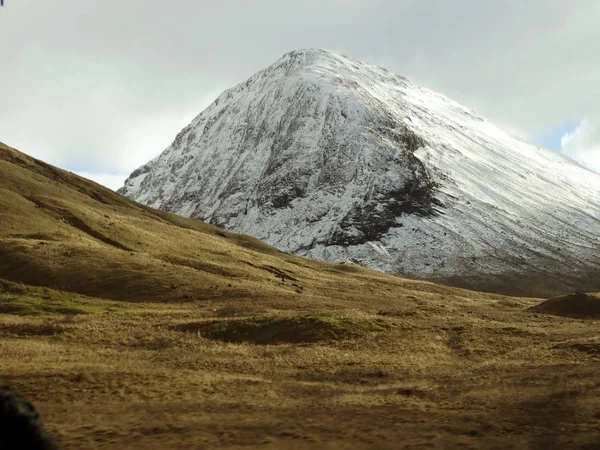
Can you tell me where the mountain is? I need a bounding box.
[120,49,600,297]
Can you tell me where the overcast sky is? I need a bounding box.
[1,0,599,189]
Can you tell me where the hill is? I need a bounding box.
[529,292,600,319]
[1,141,600,449]
[120,49,600,298]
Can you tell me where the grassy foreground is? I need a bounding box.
[1,142,600,449]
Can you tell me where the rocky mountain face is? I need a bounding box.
[120,49,600,296]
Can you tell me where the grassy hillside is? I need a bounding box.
[1,141,599,449]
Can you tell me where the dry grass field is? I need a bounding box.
[1,141,600,449]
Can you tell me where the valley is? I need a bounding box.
[1,142,600,449]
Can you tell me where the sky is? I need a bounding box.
[1,0,599,190]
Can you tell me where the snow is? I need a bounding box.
[119,49,600,287]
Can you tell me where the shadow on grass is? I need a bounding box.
[173,316,393,345]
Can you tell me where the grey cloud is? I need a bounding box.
[2,0,599,186]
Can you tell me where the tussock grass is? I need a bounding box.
[0,321,71,336]
[3,292,600,449]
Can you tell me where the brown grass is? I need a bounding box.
[1,141,600,449]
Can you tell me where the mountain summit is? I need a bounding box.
[120,49,600,296]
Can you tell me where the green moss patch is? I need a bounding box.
[0,280,125,316]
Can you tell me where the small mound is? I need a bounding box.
[528,292,600,318]
[174,316,392,345]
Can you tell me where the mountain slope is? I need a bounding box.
[0,140,488,307]
[120,49,600,296]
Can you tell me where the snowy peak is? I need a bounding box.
[239,48,404,84]
[120,50,600,296]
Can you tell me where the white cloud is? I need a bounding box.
[74,171,128,191]
[561,117,600,174]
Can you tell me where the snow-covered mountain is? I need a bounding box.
[120,49,600,296]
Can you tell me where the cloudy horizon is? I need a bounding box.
[2,0,599,190]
